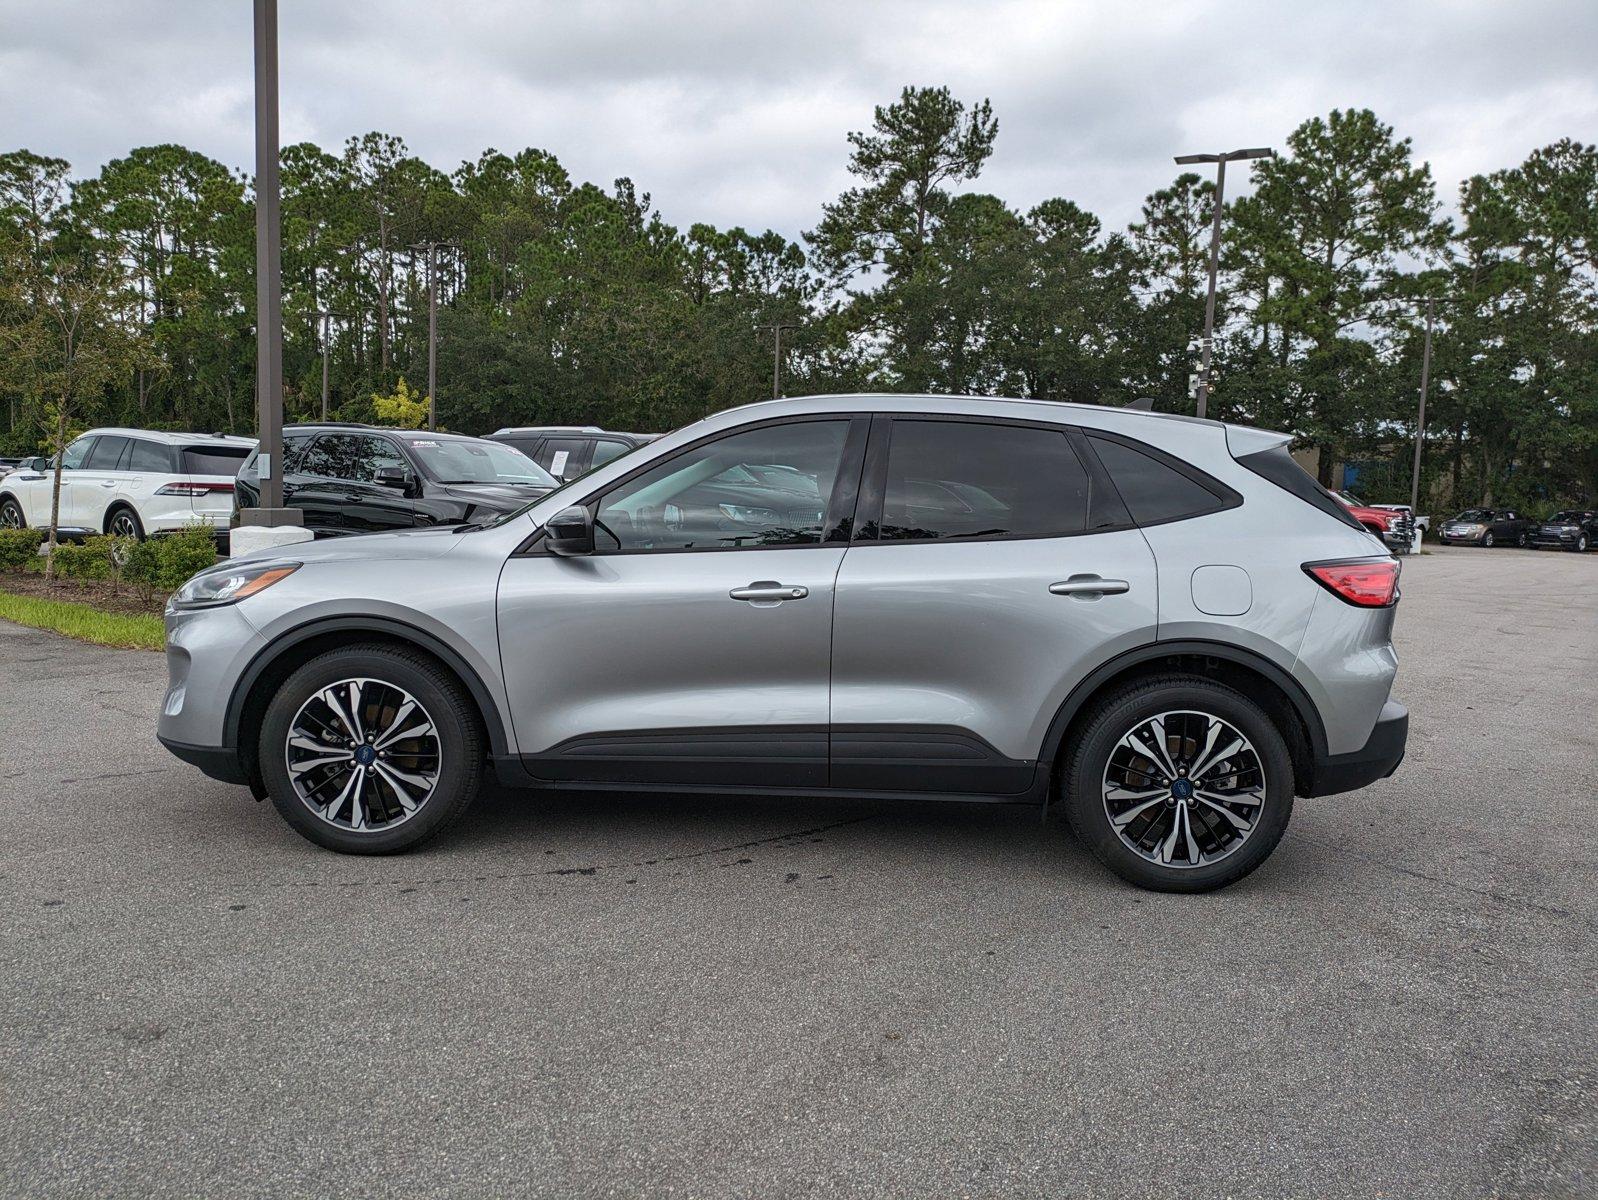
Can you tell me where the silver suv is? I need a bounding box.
[158,395,1407,892]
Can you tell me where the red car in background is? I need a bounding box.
[1337,491,1414,550]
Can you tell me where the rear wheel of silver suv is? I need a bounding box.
[1062,676,1295,893]
[259,644,484,854]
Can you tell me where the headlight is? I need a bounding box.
[170,561,300,609]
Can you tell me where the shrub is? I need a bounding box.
[0,527,45,570]
[50,535,120,582]
[124,524,219,593]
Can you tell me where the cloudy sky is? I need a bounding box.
[3,0,1595,240]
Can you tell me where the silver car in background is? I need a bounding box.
[157,394,1407,892]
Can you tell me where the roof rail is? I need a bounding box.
[284,421,377,429]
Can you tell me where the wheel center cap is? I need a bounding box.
[355,745,376,767]
[1171,778,1194,801]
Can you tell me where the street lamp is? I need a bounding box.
[1173,146,1274,419]
[236,0,307,552]
[313,310,345,420]
[411,241,458,430]
[759,322,800,400]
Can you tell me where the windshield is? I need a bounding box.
[1548,511,1588,522]
[1454,509,1492,521]
[405,438,556,486]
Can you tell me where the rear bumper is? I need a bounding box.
[158,735,247,785]
[1305,699,1408,797]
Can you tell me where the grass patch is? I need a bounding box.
[0,588,164,651]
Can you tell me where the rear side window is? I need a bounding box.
[1234,443,1363,532]
[589,438,631,470]
[180,445,251,477]
[127,440,173,473]
[1088,435,1234,526]
[878,421,1092,541]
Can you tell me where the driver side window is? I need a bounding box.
[593,421,850,552]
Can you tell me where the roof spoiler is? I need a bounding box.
[1123,396,1155,411]
[1224,424,1295,458]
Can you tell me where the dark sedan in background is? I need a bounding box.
[1438,507,1533,547]
[1529,510,1596,552]
[236,422,556,537]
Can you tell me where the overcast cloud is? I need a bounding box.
[3,0,1595,239]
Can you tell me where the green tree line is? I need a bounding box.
[2,87,1595,508]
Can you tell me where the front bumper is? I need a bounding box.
[1439,529,1484,544]
[1529,532,1582,548]
[1305,699,1408,797]
[158,735,248,784]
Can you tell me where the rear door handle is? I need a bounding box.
[1049,575,1130,598]
[730,581,808,603]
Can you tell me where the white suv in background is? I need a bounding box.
[0,428,256,540]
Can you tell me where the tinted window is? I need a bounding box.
[180,445,252,476]
[535,437,588,480]
[299,434,407,482]
[496,436,544,459]
[878,421,1091,541]
[61,438,96,470]
[84,437,130,470]
[1090,435,1229,526]
[589,439,631,469]
[406,438,555,486]
[127,439,173,473]
[1236,443,1363,531]
[595,421,848,551]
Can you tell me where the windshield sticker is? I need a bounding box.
[550,450,570,475]
[410,440,439,447]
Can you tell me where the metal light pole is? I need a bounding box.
[1409,295,1435,516]
[315,310,343,420]
[252,0,284,512]
[234,0,305,549]
[412,242,456,429]
[1173,147,1274,419]
[761,323,799,399]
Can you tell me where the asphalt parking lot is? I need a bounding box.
[1,545,1593,1199]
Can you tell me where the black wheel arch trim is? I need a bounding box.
[1038,638,1330,768]
[222,615,512,758]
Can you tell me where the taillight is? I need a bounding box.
[156,481,235,496]
[1303,558,1400,607]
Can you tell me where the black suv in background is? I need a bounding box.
[1530,509,1596,552]
[486,426,658,483]
[235,423,556,537]
[1438,507,1533,547]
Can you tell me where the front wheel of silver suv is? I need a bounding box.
[259,644,484,854]
[1062,676,1295,893]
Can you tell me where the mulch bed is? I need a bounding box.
[0,570,170,617]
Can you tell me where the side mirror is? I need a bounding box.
[374,466,411,489]
[545,505,595,557]
[25,457,49,472]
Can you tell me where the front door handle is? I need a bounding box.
[730,581,808,603]
[1049,575,1130,598]
[100,479,118,488]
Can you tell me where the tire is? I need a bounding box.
[1517,531,1528,548]
[0,497,24,529]
[1060,676,1295,893]
[259,643,484,854]
[106,506,145,541]
[1483,532,1495,548]
[1577,534,1589,553]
